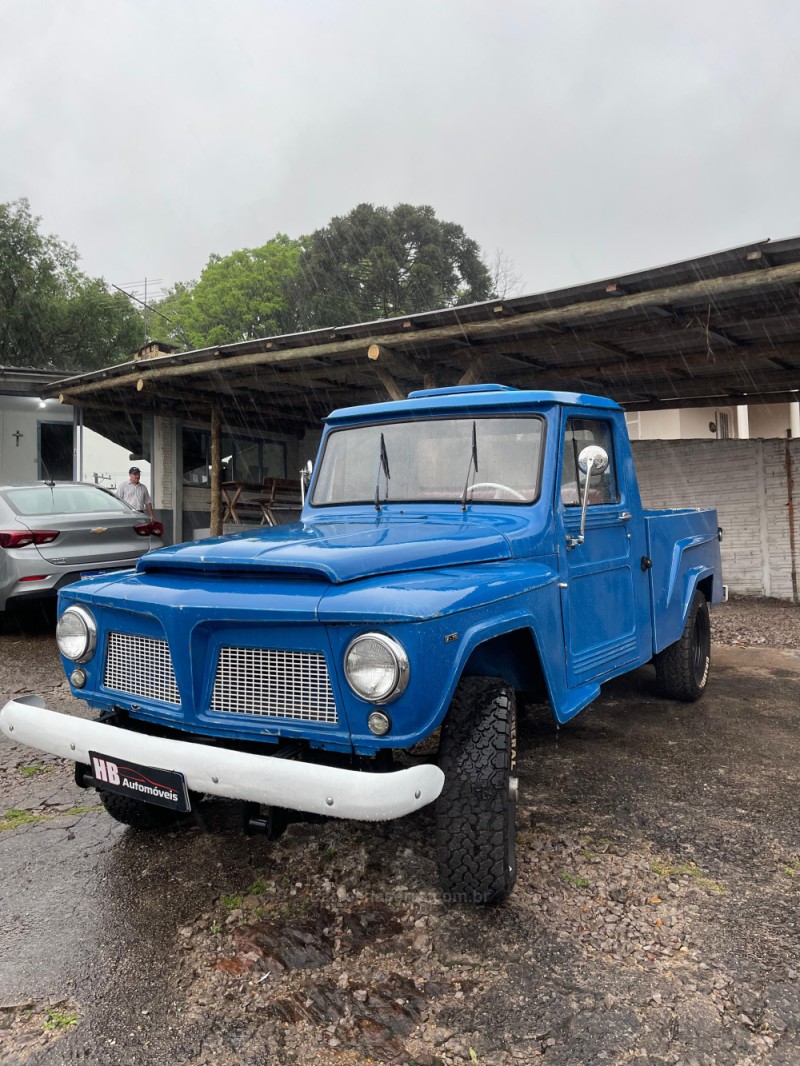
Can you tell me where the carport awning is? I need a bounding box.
[45,235,800,430]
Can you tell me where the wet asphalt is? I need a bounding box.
[0,605,798,1064]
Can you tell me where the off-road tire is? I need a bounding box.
[654,590,711,702]
[98,788,187,830]
[436,676,517,905]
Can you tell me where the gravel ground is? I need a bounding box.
[711,594,800,649]
[1,596,799,1066]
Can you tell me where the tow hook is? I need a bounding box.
[242,803,289,840]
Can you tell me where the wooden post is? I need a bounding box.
[367,343,405,400]
[210,404,222,537]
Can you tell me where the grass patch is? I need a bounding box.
[559,872,590,888]
[220,894,243,911]
[20,763,54,778]
[652,861,725,894]
[247,878,268,896]
[0,804,101,831]
[0,808,47,831]
[42,1005,78,1031]
[783,857,800,877]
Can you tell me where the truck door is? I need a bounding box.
[558,417,640,687]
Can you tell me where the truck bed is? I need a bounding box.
[643,507,723,654]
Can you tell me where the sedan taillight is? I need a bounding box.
[134,521,164,538]
[0,530,60,548]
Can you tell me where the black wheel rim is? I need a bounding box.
[692,605,710,682]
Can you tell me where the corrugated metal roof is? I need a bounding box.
[47,235,800,430]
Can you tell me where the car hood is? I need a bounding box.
[137,514,514,584]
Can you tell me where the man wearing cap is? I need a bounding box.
[116,466,154,518]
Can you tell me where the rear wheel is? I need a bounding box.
[98,788,188,830]
[654,590,711,701]
[436,676,517,905]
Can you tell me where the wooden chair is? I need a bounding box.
[253,478,301,526]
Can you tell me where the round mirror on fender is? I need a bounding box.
[577,445,609,475]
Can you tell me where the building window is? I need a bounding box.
[715,411,731,439]
[182,429,286,485]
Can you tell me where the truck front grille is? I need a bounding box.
[211,646,338,723]
[103,632,181,705]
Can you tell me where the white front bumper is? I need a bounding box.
[0,696,444,821]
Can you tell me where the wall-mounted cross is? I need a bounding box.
[12,430,23,447]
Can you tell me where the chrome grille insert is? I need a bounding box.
[103,631,181,705]
[211,647,338,723]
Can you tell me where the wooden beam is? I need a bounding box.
[371,365,405,401]
[58,392,166,416]
[50,260,800,402]
[607,370,800,404]
[539,321,637,362]
[136,379,214,407]
[367,341,434,395]
[458,357,488,387]
[621,390,800,412]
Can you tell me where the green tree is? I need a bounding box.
[154,235,302,349]
[293,203,494,328]
[0,199,143,371]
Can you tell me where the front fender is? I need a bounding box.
[321,563,567,751]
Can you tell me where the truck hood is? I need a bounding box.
[138,515,514,584]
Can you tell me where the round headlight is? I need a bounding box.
[56,606,97,663]
[344,633,409,703]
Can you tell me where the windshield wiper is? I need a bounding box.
[374,432,391,510]
[460,421,479,511]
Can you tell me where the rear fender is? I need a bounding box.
[654,563,716,654]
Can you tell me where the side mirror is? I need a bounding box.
[567,445,610,549]
[300,460,313,504]
[577,445,609,476]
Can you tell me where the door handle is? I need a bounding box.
[619,511,632,522]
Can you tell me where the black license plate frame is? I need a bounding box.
[88,751,191,812]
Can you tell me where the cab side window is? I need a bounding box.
[560,419,618,507]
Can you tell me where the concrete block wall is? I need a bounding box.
[631,439,800,600]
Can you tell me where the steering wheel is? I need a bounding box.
[466,481,527,501]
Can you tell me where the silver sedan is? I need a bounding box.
[0,482,163,611]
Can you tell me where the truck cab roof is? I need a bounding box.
[325,384,622,424]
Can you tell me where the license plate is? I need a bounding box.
[88,751,191,812]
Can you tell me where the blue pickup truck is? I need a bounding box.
[1,385,723,904]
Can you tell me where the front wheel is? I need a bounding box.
[98,788,189,830]
[654,590,711,701]
[436,676,517,905]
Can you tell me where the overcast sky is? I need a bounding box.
[2,0,799,302]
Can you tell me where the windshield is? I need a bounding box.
[312,416,544,506]
[3,484,134,516]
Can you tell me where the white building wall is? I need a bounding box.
[747,402,793,440]
[0,396,73,483]
[634,403,795,441]
[630,409,681,440]
[632,438,800,600]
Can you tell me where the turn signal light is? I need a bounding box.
[0,530,59,548]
